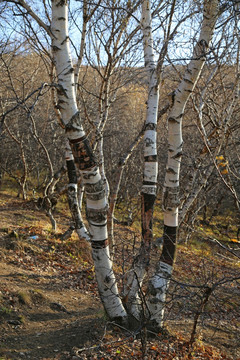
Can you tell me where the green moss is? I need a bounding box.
[0,306,12,316]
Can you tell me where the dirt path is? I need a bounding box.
[0,260,104,360]
[0,194,105,360]
[0,260,105,360]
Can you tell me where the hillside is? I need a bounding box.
[0,190,239,360]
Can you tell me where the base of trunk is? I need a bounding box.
[147,262,172,328]
[92,245,127,321]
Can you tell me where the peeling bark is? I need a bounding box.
[123,0,159,319]
[51,0,127,321]
[147,0,219,329]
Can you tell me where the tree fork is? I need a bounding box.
[147,0,219,329]
[51,0,127,321]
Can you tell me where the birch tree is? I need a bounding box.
[2,0,142,322]
[147,0,219,329]
[3,0,238,332]
[123,0,160,319]
[178,2,240,233]
[50,0,127,321]
[123,0,194,320]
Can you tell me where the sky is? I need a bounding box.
[0,1,237,67]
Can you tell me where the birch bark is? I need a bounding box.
[65,141,90,240]
[51,0,126,321]
[123,0,159,319]
[147,0,219,329]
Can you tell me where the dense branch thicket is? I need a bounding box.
[0,0,240,331]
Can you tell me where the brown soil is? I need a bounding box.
[0,192,239,360]
[0,193,106,360]
[0,262,104,360]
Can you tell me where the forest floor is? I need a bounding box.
[0,190,239,360]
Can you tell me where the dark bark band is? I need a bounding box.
[160,225,177,266]
[91,240,109,249]
[70,137,97,170]
[66,159,77,184]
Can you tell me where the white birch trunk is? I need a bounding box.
[147,0,219,329]
[65,142,90,241]
[123,0,159,319]
[141,0,159,199]
[51,0,127,321]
